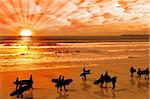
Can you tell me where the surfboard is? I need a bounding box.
[64,79,73,85]
[10,85,31,96]
[80,70,91,76]
[51,79,73,85]
[13,80,32,85]
[51,79,60,83]
[93,79,103,84]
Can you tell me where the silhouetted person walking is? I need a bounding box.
[104,71,110,81]
[145,68,149,79]
[112,77,117,91]
[130,66,136,80]
[104,72,110,78]
[58,75,62,91]
[99,74,104,88]
[29,75,33,89]
[83,68,87,80]
[83,68,86,72]
[80,67,91,81]
[62,76,67,91]
[15,77,19,91]
[104,71,110,87]
[59,75,62,81]
[137,68,141,79]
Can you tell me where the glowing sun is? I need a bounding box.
[20,29,32,36]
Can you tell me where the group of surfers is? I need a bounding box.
[12,67,149,98]
[130,66,149,80]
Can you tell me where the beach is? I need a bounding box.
[0,55,149,99]
[0,0,149,98]
[0,37,149,99]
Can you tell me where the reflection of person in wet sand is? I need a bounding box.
[56,91,69,99]
[137,80,149,88]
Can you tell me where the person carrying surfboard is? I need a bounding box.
[130,66,136,79]
[103,71,110,87]
[52,75,73,92]
[99,74,104,88]
[58,75,62,91]
[61,76,67,91]
[80,67,91,81]
[137,68,142,79]
[83,68,87,80]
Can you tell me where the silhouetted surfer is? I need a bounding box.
[15,77,19,90]
[52,75,73,92]
[130,66,136,79]
[145,68,149,79]
[29,75,33,89]
[112,77,117,91]
[104,71,110,81]
[83,68,87,80]
[62,76,67,91]
[10,75,34,98]
[137,68,142,79]
[104,71,110,87]
[99,74,104,88]
[80,67,91,81]
[58,75,62,91]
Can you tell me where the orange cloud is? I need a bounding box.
[0,0,149,36]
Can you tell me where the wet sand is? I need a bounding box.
[0,55,149,99]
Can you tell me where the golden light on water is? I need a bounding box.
[20,29,32,37]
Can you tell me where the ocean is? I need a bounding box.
[0,36,149,71]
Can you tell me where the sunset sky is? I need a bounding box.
[0,0,149,36]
